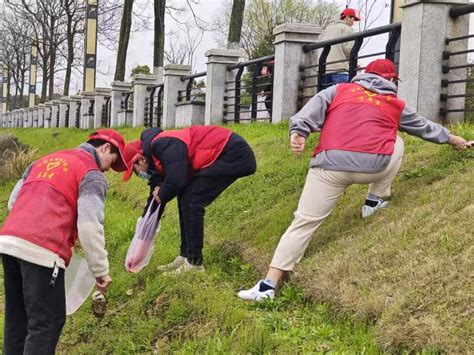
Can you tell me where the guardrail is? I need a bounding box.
[224,54,274,123]
[179,72,206,103]
[298,23,401,108]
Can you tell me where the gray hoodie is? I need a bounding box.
[290,73,451,172]
[0,143,109,278]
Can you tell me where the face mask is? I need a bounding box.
[138,171,151,180]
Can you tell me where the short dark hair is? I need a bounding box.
[87,138,119,155]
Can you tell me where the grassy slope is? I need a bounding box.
[0,123,472,353]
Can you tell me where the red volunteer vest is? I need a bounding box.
[151,126,232,174]
[313,83,405,156]
[0,149,99,265]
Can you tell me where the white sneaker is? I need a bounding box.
[237,280,275,301]
[361,198,389,218]
[157,255,186,272]
[164,259,205,276]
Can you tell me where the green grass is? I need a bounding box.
[0,123,472,353]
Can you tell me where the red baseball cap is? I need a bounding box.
[340,8,361,21]
[365,59,400,81]
[88,129,128,172]
[122,140,143,182]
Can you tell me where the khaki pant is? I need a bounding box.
[270,136,404,271]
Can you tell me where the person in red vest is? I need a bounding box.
[0,129,128,354]
[123,125,256,274]
[238,59,471,301]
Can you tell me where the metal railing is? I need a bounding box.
[56,106,61,128]
[121,91,134,111]
[145,84,164,127]
[101,96,111,127]
[298,23,401,108]
[75,102,81,128]
[440,4,474,122]
[178,72,206,102]
[65,104,70,128]
[224,54,274,123]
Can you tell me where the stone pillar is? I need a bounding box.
[51,100,61,128]
[16,110,21,127]
[110,81,132,127]
[59,97,70,128]
[132,74,157,127]
[272,23,322,123]
[32,106,38,127]
[204,50,240,125]
[27,108,34,127]
[94,87,111,128]
[37,104,45,128]
[69,96,82,128]
[161,65,191,128]
[398,0,469,123]
[81,92,95,129]
[175,102,206,127]
[21,109,28,127]
[44,103,53,128]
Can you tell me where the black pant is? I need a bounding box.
[178,133,256,265]
[2,254,66,355]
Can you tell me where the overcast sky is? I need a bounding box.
[2,0,473,94]
[91,0,393,90]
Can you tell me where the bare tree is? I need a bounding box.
[227,0,245,49]
[164,21,205,69]
[114,0,134,81]
[214,0,340,59]
[0,10,32,109]
[60,0,85,96]
[154,0,166,69]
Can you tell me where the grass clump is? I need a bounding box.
[0,134,37,183]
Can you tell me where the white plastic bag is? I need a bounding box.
[65,253,96,315]
[125,201,163,273]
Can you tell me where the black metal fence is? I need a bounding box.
[101,96,111,127]
[145,84,164,127]
[121,91,134,111]
[440,4,474,123]
[65,104,70,128]
[178,72,206,103]
[224,54,274,123]
[75,102,81,128]
[298,23,401,109]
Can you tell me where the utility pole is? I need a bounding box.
[28,37,38,107]
[83,0,98,92]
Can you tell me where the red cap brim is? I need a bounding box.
[111,149,128,172]
[122,153,141,181]
[122,165,134,181]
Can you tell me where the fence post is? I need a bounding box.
[21,109,28,127]
[44,103,53,128]
[110,81,132,127]
[69,96,82,128]
[59,97,70,128]
[162,65,191,128]
[132,74,157,127]
[32,106,38,127]
[81,92,95,129]
[27,107,34,128]
[272,23,322,124]
[398,0,469,123]
[37,104,45,128]
[94,87,111,128]
[204,49,241,125]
